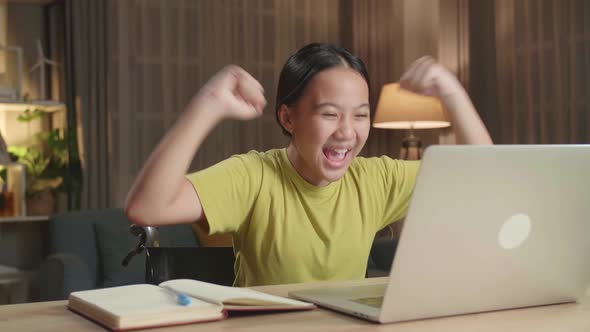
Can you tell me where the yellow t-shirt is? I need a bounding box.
[186,149,419,287]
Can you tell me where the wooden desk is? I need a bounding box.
[0,278,588,332]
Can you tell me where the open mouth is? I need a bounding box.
[323,148,350,164]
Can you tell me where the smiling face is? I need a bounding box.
[279,66,371,186]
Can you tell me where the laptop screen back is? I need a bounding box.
[380,145,590,322]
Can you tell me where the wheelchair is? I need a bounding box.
[122,225,236,286]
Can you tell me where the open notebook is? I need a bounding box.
[68,279,315,331]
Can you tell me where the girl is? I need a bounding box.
[125,43,492,286]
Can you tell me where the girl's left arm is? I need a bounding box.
[399,56,493,145]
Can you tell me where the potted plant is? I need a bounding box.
[7,109,80,215]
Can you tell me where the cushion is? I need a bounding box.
[50,211,101,283]
[38,253,95,300]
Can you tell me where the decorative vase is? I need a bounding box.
[26,190,56,216]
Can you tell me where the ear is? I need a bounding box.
[278,104,294,134]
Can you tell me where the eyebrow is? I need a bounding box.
[315,102,370,111]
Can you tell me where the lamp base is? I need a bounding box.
[399,134,422,160]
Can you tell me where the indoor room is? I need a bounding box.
[0,0,588,331]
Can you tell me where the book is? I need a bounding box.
[68,279,315,331]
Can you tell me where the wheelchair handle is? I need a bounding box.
[121,225,160,267]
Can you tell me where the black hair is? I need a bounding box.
[275,43,370,136]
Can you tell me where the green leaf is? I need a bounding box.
[29,177,63,194]
[7,145,28,158]
[7,125,81,197]
[16,108,45,122]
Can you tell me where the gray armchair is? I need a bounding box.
[38,208,198,301]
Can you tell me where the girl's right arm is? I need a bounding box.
[124,66,266,227]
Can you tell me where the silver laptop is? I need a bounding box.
[290,145,590,323]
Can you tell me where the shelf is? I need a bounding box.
[0,216,50,223]
[0,101,65,113]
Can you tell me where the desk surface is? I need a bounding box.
[0,277,588,332]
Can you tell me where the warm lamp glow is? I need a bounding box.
[373,83,451,160]
[373,83,450,129]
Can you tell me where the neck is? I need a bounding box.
[286,143,330,187]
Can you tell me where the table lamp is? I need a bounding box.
[373,83,450,160]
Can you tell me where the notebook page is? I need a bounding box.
[71,284,218,316]
[69,284,225,329]
[160,279,313,307]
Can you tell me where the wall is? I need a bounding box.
[5,3,44,100]
[0,3,65,147]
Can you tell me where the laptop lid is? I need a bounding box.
[379,144,590,322]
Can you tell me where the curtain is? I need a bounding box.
[64,0,110,209]
[82,0,480,207]
[471,0,590,144]
[106,0,341,207]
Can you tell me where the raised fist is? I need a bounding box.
[193,65,267,121]
[399,56,465,99]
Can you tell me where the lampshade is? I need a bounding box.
[373,83,450,129]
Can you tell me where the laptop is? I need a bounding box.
[289,145,590,323]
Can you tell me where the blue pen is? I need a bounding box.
[161,285,192,306]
